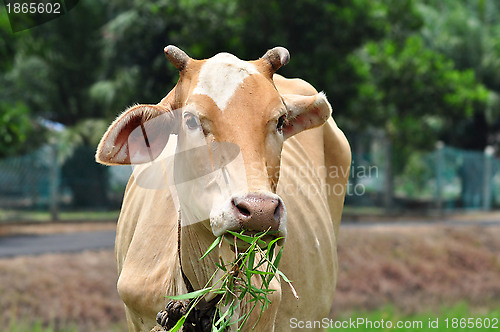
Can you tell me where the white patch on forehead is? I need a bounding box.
[192,53,259,111]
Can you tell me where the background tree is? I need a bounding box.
[0,13,38,158]
[420,0,500,150]
[1,0,496,209]
[4,1,110,206]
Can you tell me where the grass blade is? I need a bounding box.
[247,250,255,270]
[267,237,283,260]
[166,287,211,300]
[168,315,186,332]
[241,242,257,266]
[245,250,255,281]
[247,270,274,275]
[200,236,222,260]
[214,262,226,271]
[276,270,291,283]
[272,246,283,270]
[277,270,299,299]
[226,230,267,246]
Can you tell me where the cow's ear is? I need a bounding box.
[282,92,332,139]
[96,104,175,165]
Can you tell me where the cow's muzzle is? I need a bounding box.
[210,191,287,249]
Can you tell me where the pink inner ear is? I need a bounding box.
[104,116,144,164]
[127,124,153,163]
[127,113,173,164]
[284,107,325,139]
[98,107,174,165]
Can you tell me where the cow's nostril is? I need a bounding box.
[273,200,283,222]
[232,199,251,217]
[237,205,251,217]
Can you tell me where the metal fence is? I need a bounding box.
[345,133,500,212]
[0,138,498,222]
[0,145,132,222]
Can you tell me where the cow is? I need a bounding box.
[95,46,351,331]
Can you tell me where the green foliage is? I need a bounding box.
[1,0,498,161]
[419,0,500,148]
[0,10,38,157]
[0,102,32,157]
[348,35,488,171]
[165,231,294,331]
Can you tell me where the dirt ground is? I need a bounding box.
[0,222,499,330]
[0,221,116,237]
[0,250,125,331]
[333,224,500,317]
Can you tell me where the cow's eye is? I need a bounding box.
[277,114,287,133]
[184,113,201,130]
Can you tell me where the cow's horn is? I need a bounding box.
[262,47,290,72]
[164,45,191,71]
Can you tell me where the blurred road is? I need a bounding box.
[342,218,500,228]
[0,230,115,258]
[0,215,499,257]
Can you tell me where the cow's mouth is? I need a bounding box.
[223,230,284,251]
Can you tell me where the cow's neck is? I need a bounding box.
[179,219,234,295]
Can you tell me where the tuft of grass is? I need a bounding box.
[0,251,125,332]
[334,226,500,316]
[329,303,500,331]
[7,319,79,332]
[7,318,126,332]
[165,230,297,331]
[0,209,120,223]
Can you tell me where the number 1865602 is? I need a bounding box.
[444,317,499,329]
[6,2,61,14]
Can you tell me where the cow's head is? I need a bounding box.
[96,46,331,249]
